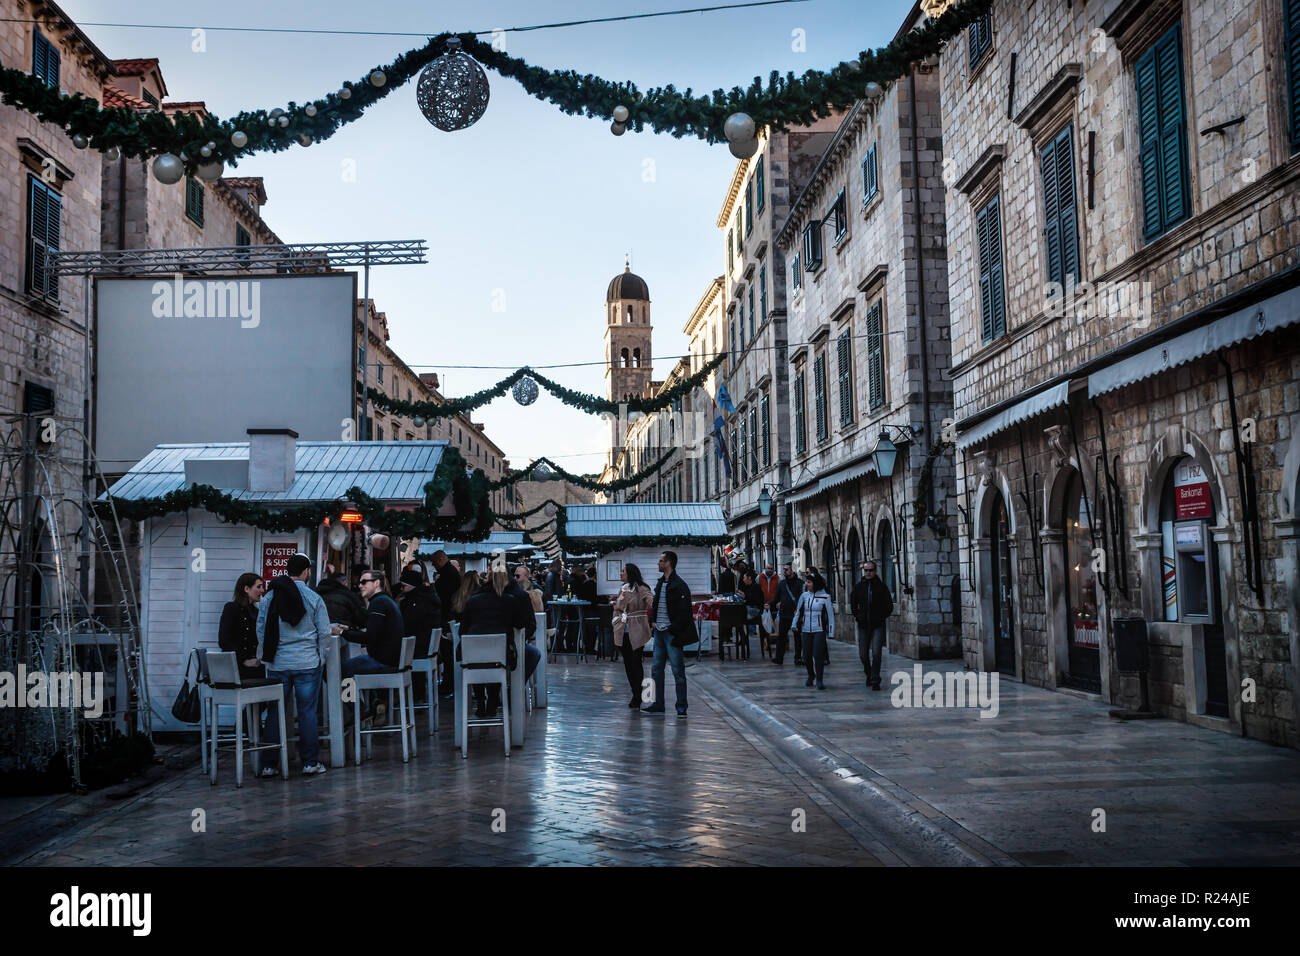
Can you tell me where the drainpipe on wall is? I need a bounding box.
[909,68,935,523]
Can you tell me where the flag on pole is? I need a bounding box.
[715,381,736,414]
[713,414,732,481]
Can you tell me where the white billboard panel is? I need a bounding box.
[95,274,356,468]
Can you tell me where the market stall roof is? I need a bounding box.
[563,502,727,540]
[419,530,528,558]
[103,441,449,504]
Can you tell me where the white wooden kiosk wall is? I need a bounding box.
[592,547,711,597]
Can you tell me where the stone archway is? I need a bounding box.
[1275,413,1300,747]
[973,469,1022,679]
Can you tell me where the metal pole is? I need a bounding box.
[359,246,371,440]
[80,273,92,603]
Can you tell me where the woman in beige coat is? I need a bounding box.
[612,563,653,708]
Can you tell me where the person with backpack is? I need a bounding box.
[792,570,835,690]
[772,564,802,666]
[850,559,895,691]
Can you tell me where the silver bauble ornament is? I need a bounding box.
[369,69,387,87]
[728,136,759,160]
[278,115,290,128]
[305,103,318,117]
[417,38,490,132]
[544,503,557,517]
[723,111,756,144]
[151,153,185,184]
[298,133,313,147]
[612,104,629,123]
[611,121,626,136]
[338,86,352,100]
[864,81,884,99]
[512,376,539,406]
[531,461,552,481]
[196,159,224,182]
[412,416,425,428]
[231,130,248,148]
[179,150,189,161]
[72,133,88,149]
[199,145,212,157]
[105,145,121,161]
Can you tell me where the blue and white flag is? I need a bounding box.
[715,381,736,415]
[713,414,733,481]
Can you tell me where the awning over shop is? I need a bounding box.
[956,381,1071,451]
[1087,283,1300,398]
[783,453,877,505]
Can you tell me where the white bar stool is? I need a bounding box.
[206,652,287,787]
[352,636,417,764]
[410,627,441,736]
[458,632,510,758]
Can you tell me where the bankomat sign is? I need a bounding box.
[1173,461,1212,520]
[95,273,356,466]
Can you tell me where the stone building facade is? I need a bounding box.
[776,18,957,651]
[943,0,1300,746]
[717,122,841,567]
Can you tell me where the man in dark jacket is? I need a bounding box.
[314,567,367,628]
[773,564,802,666]
[460,572,537,717]
[430,550,461,695]
[397,566,442,658]
[643,550,694,718]
[340,571,406,677]
[850,559,894,691]
[716,558,736,595]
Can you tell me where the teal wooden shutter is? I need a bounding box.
[760,392,770,465]
[969,13,992,69]
[1136,23,1189,239]
[1288,0,1300,150]
[34,33,60,88]
[1041,125,1078,286]
[836,331,853,426]
[814,354,828,441]
[794,371,806,453]
[756,156,765,211]
[759,264,767,321]
[748,288,755,338]
[749,407,758,473]
[977,196,1004,342]
[863,144,878,202]
[867,302,885,410]
[27,176,60,300]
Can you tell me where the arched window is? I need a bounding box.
[626,305,633,323]
[632,348,641,368]
[847,527,861,589]
[620,347,629,368]
[821,537,836,600]
[877,519,896,599]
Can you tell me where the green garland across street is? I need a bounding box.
[99,445,497,542]
[490,450,675,492]
[368,353,725,420]
[0,0,989,167]
[554,508,730,558]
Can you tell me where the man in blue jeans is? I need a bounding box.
[643,550,693,718]
[257,553,333,776]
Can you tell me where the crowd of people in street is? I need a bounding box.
[210,543,893,776]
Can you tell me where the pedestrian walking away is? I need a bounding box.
[611,562,653,708]
[792,570,834,690]
[850,559,894,691]
[644,550,694,717]
[773,564,802,666]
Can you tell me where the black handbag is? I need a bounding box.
[171,651,201,723]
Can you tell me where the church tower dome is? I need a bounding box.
[604,259,653,463]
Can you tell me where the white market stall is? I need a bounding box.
[103,435,461,737]
[560,503,728,652]
[418,531,535,574]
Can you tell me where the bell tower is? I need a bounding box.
[604,258,652,460]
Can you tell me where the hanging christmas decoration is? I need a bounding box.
[104,145,120,161]
[728,137,759,159]
[304,103,318,117]
[417,37,490,132]
[610,121,626,136]
[864,81,884,100]
[231,130,248,148]
[369,69,387,87]
[723,111,755,145]
[369,532,391,550]
[196,159,224,181]
[412,416,426,428]
[71,133,88,149]
[612,105,629,123]
[530,461,552,481]
[512,375,539,406]
[151,153,184,184]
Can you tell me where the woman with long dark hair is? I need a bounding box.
[611,563,653,708]
[219,572,265,679]
[792,570,835,690]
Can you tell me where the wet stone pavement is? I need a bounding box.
[14,656,882,867]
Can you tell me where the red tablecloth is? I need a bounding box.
[692,600,730,622]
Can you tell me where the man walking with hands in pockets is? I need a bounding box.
[642,550,694,718]
[850,559,894,692]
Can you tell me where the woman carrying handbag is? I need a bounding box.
[611,563,653,708]
[792,570,835,690]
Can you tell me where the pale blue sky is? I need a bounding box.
[64,0,913,471]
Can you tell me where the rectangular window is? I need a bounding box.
[185,176,204,227]
[745,180,753,235]
[748,288,755,339]
[33,31,59,88]
[748,406,758,474]
[376,362,383,383]
[813,353,828,442]
[713,438,720,490]
[235,223,251,247]
[1136,22,1190,240]
[792,253,802,292]
[759,264,767,323]
[969,11,993,70]
[377,426,384,440]
[756,155,766,212]
[730,321,737,364]
[793,371,807,454]
[1041,124,1080,289]
[141,88,159,107]
[727,231,734,273]
[830,189,847,241]
[836,331,854,427]
[25,175,61,300]
[1289,0,1300,151]
[862,144,878,204]
[866,301,885,410]
[802,221,823,271]
[739,297,746,346]
[760,392,771,466]
[976,194,1007,343]
[733,426,743,482]
[736,215,744,254]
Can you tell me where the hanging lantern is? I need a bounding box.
[417,37,490,132]
[512,375,539,406]
[369,532,390,551]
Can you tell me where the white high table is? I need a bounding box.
[533,611,548,708]
[451,622,528,749]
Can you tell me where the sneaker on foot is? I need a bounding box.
[805,677,815,687]
[301,762,327,776]
[640,705,665,715]
[676,709,687,719]
[258,766,279,778]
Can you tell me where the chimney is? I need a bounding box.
[247,428,298,492]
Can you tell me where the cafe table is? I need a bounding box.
[532,611,549,708]
[451,621,527,749]
[546,598,592,661]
